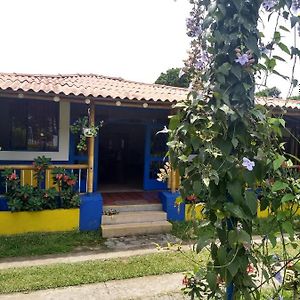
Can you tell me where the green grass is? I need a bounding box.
[0,231,105,259]
[0,251,198,294]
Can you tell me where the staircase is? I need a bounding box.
[101,202,172,238]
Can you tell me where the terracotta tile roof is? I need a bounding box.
[0,72,299,110]
[256,97,300,110]
[0,73,188,103]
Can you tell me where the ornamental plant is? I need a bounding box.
[33,155,51,189]
[52,167,80,208]
[70,116,103,152]
[168,0,300,299]
[1,169,58,211]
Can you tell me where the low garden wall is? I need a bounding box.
[0,193,103,235]
[159,191,300,221]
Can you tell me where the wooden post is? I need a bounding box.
[87,100,95,193]
[171,168,176,193]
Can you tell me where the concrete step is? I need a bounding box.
[101,221,172,238]
[102,211,167,225]
[103,203,162,212]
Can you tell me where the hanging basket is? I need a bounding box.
[82,127,95,138]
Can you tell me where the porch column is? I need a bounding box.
[87,99,95,193]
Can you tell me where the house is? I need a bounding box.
[0,72,299,237]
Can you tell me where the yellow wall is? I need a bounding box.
[185,203,300,221]
[185,203,205,221]
[0,209,79,235]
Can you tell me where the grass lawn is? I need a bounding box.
[0,231,105,259]
[0,251,199,294]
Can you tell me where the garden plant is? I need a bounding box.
[1,156,80,211]
[167,0,300,299]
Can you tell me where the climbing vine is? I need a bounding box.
[168,0,300,299]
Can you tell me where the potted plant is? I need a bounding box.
[70,116,103,152]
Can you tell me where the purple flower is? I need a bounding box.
[235,54,249,66]
[274,271,283,284]
[292,0,300,16]
[195,51,209,70]
[262,0,277,11]
[242,157,255,171]
[186,17,201,38]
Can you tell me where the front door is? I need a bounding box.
[143,124,168,190]
[98,123,145,191]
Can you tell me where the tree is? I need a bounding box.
[255,86,281,97]
[155,68,191,88]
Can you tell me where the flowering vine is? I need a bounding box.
[169,0,300,299]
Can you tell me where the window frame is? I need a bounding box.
[0,100,70,161]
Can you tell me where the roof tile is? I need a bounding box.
[0,73,298,109]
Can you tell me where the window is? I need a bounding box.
[0,99,59,152]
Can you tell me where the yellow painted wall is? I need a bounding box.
[0,209,79,235]
[185,203,300,221]
[185,203,205,221]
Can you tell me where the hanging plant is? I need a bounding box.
[70,116,103,152]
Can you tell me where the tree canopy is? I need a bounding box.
[155,67,191,88]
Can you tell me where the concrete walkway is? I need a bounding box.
[0,244,193,270]
[0,273,188,300]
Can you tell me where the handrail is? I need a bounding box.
[0,164,89,193]
[0,164,88,170]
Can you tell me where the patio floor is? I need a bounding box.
[102,191,161,206]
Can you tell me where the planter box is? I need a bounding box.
[80,192,103,231]
[159,191,185,221]
[0,196,8,211]
[0,209,79,235]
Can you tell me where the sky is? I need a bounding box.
[0,0,298,97]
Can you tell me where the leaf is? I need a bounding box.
[206,271,217,291]
[169,115,180,130]
[273,155,285,171]
[224,203,249,220]
[195,224,215,252]
[282,221,294,236]
[230,64,242,80]
[279,25,290,32]
[193,181,202,194]
[291,15,300,28]
[227,180,243,203]
[237,230,251,245]
[217,245,227,266]
[272,55,286,62]
[271,181,288,192]
[228,259,239,277]
[218,62,231,75]
[245,190,257,216]
[278,42,290,55]
[281,193,295,203]
[231,137,239,148]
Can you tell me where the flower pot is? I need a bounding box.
[83,128,94,137]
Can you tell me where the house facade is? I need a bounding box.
[0,73,188,195]
[0,73,300,237]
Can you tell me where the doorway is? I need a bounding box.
[98,123,145,192]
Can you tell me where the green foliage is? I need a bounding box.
[155,67,191,88]
[1,159,80,211]
[70,116,103,152]
[168,0,300,298]
[33,155,51,189]
[255,87,281,98]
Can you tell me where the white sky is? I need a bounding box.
[0,0,298,97]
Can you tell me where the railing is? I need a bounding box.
[0,164,89,194]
